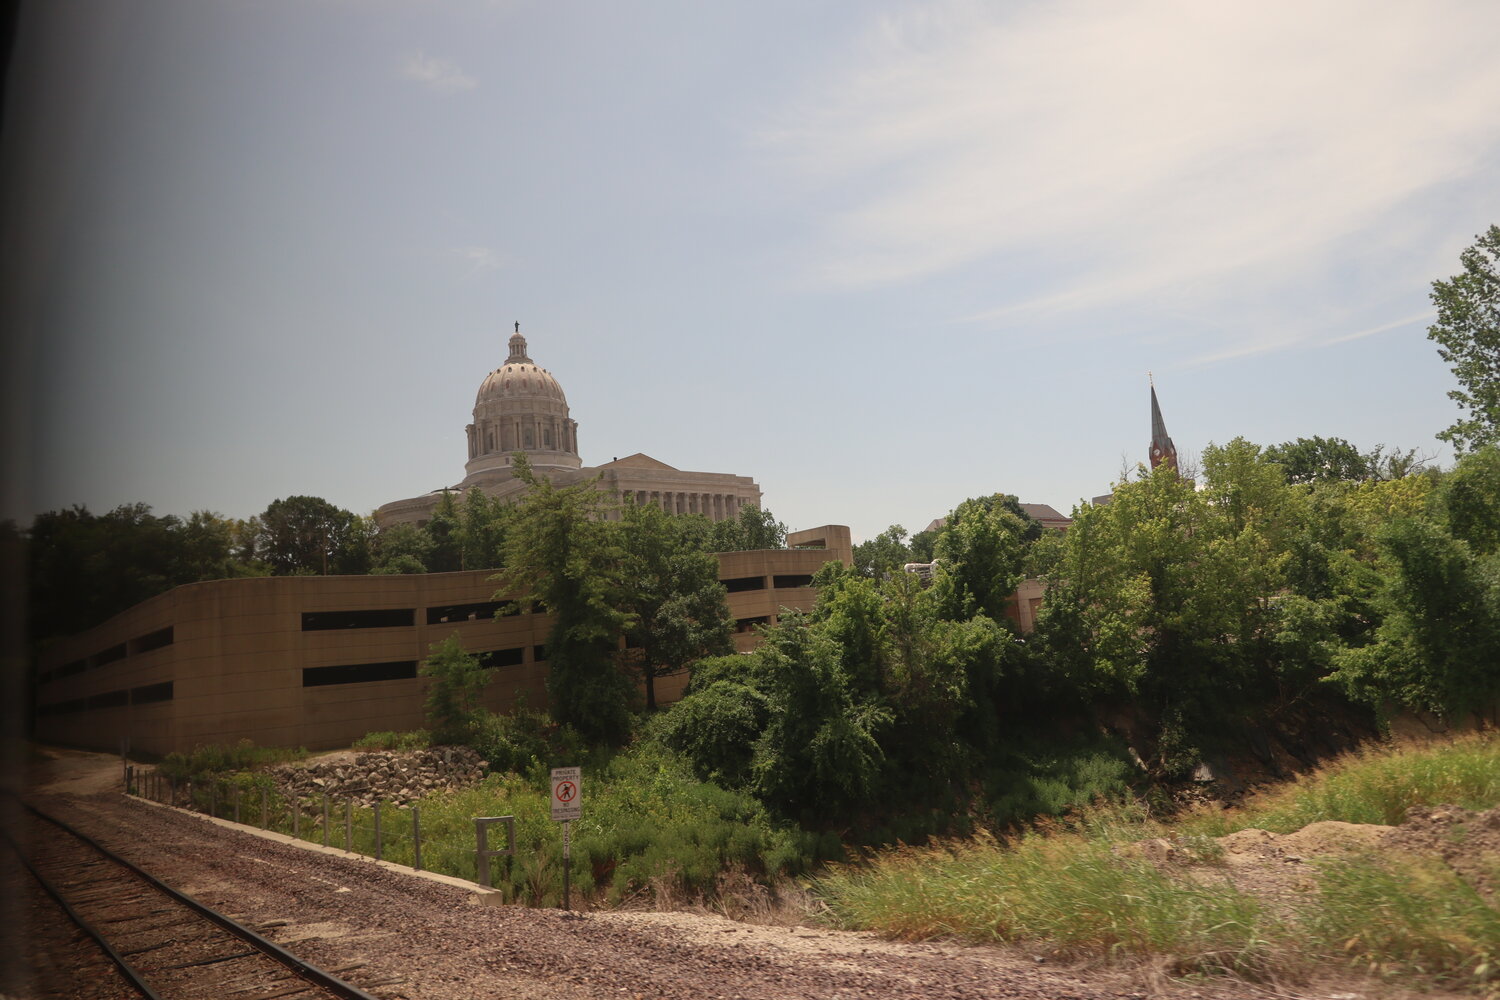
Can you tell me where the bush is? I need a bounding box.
[352,730,431,752]
[470,709,584,777]
[158,739,306,781]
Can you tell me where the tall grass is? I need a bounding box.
[1181,733,1500,837]
[1304,853,1500,989]
[157,739,307,781]
[821,832,1275,975]
[818,732,1500,991]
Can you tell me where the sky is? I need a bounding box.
[5,0,1499,543]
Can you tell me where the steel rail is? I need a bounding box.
[20,800,384,1000]
[1,823,164,1000]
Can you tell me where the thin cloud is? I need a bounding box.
[452,245,508,278]
[401,51,478,93]
[1180,311,1436,369]
[761,0,1500,335]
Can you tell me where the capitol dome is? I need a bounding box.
[463,327,581,484]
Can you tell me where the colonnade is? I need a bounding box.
[468,416,578,458]
[630,490,744,522]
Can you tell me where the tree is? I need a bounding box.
[852,525,913,579]
[424,491,463,572]
[372,522,432,574]
[458,487,508,570]
[710,505,788,551]
[494,454,634,744]
[617,501,734,710]
[1264,436,1370,484]
[1428,224,1500,454]
[931,494,1039,624]
[1331,517,1500,718]
[421,633,492,744]
[256,496,369,575]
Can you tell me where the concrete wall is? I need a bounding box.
[35,539,854,755]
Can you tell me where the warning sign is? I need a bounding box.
[550,766,581,821]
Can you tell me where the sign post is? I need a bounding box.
[550,766,581,910]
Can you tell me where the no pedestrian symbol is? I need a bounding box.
[550,766,581,821]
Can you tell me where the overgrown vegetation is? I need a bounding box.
[351,729,431,751]
[818,735,1500,991]
[156,739,307,782]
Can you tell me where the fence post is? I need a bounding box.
[210,782,217,818]
[322,793,329,847]
[345,799,352,853]
[171,777,177,807]
[234,787,241,824]
[473,816,516,892]
[413,806,422,872]
[374,802,383,861]
[293,797,300,841]
[126,765,133,795]
[261,787,269,829]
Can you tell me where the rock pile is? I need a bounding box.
[269,747,488,808]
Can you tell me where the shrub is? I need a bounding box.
[352,730,431,751]
[158,739,306,781]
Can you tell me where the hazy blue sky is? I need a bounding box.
[6,0,1499,542]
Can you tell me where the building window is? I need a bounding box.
[301,609,415,631]
[721,576,767,593]
[86,689,129,710]
[130,626,174,655]
[89,644,127,669]
[478,647,524,668]
[426,601,516,625]
[302,661,418,687]
[773,574,815,590]
[131,681,174,704]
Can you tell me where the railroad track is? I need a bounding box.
[6,801,385,1000]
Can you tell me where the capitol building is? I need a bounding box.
[376,326,762,525]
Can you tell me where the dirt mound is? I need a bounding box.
[1380,804,1500,904]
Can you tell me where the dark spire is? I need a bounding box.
[1149,376,1177,471]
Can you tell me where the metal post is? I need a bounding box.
[345,799,352,853]
[126,765,133,795]
[322,793,329,847]
[188,779,194,813]
[293,798,300,840]
[374,802,383,861]
[473,816,516,890]
[562,819,571,911]
[171,777,177,807]
[413,807,422,872]
[210,782,217,818]
[261,787,268,829]
[234,787,241,824]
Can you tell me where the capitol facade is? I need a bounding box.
[376,327,762,525]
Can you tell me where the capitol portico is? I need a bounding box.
[376,326,762,526]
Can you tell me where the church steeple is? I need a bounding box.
[1148,375,1177,471]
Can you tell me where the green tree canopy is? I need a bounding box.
[421,633,493,744]
[617,500,735,710]
[1428,224,1500,454]
[494,455,634,744]
[255,495,369,575]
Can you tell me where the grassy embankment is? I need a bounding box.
[156,740,829,911]
[815,733,1500,991]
